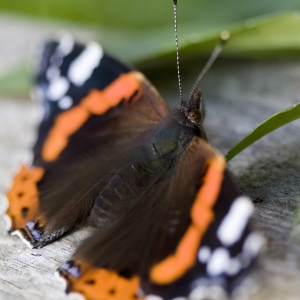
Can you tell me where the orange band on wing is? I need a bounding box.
[6,165,45,230]
[42,72,143,162]
[150,155,225,284]
[59,260,143,300]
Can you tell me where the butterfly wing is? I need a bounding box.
[57,136,262,299]
[5,36,169,248]
[143,138,262,299]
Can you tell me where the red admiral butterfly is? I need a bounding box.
[5,1,263,299]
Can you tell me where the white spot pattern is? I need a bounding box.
[198,246,211,263]
[206,247,230,276]
[46,66,60,81]
[68,42,103,86]
[226,257,242,276]
[46,76,70,101]
[43,34,75,110]
[217,196,254,247]
[58,95,73,110]
[57,33,74,56]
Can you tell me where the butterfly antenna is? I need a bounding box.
[188,31,230,100]
[173,0,183,101]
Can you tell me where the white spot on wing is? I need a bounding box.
[58,96,73,110]
[57,33,74,56]
[206,247,230,276]
[198,246,211,263]
[217,196,254,247]
[46,76,70,100]
[46,66,60,81]
[243,232,264,257]
[68,42,103,86]
[226,257,241,276]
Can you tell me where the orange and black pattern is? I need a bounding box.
[6,36,263,300]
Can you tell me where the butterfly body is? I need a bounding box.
[5,37,263,299]
[90,90,204,229]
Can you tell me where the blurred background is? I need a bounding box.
[0,0,300,96]
[1,1,300,300]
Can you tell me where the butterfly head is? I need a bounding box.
[185,87,204,125]
[171,1,228,142]
[173,87,207,139]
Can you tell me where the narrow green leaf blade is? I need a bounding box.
[226,102,300,161]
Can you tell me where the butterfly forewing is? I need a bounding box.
[5,38,169,248]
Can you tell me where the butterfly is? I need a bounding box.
[5,29,263,300]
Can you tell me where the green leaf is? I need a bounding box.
[0,0,299,29]
[222,12,300,60]
[225,102,300,161]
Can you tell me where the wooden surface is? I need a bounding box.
[1,14,300,300]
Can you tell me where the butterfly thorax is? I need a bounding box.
[150,119,192,159]
[150,88,207,164]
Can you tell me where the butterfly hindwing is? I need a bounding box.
[5,36,169,247]
[144,139,262,299]
[56,133,262,299]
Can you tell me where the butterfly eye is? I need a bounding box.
[187,110,201,125]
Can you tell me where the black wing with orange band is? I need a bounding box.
[5,36,169,247]
[57,137,263,299]
[5,36,262,300]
